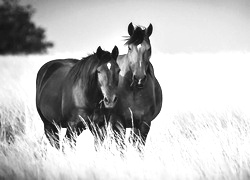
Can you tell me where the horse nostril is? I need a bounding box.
[142,75,147,83]
[138,76,146,85]
[113,96,118,103]
[104,97,109,103]
[133,75,137,80]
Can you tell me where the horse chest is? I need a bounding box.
[124,90,152,117]
[132,91,146,106]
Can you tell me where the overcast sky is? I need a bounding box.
[21,0,250,54]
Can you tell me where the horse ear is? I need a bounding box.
[128,22,134,36]
[147,23,153,37]
[96,46,103,59]
[111,46,119,60]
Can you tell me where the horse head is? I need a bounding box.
[96,46,120,108]
[126,22,153,88]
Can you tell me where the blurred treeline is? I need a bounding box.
[0,0,53,55]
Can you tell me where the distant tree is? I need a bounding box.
[0,0,53,55]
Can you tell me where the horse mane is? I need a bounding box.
[68,50,112,86]
[124,25,149,45]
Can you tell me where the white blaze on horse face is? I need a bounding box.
[97,68,108,98]
[107,62,111,70]
[137,44,142,50]
[139,60,142,68]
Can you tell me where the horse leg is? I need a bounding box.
[65,122,85,147]
[138,121,151,146]
[109,115,126,150]
[129,128,141,146]
[88,123,103,150]
[114,121,126,157]
[44,121,60,149]
[37,108,60,148]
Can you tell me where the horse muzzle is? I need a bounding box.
[103,95,118,108]
[133,75,147,89]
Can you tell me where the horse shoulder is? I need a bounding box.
[60,78,89,127]
[71,80,87,108]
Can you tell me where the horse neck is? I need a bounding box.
[117,54,130,77]
[116,54,133,90]
[68,59,102,109]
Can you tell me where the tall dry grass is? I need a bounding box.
[1,52,250,179]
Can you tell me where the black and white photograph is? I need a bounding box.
[0,0,250,179]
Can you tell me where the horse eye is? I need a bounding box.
[128,46,131,51]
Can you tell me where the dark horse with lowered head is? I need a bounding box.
[109,23,162,146]
[36,46,120,148]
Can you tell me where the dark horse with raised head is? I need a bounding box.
[36,46,120,148]
[109,23,162,146]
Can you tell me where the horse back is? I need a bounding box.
[36,59,78,90]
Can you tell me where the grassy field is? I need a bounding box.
[1,52,250,179]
